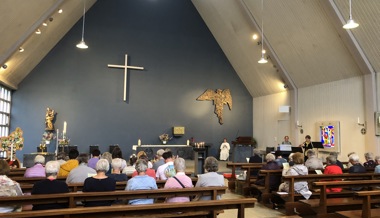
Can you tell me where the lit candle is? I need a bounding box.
[138,139,141,146]
[63,121,67,134]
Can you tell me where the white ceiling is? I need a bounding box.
[1,0,379,98]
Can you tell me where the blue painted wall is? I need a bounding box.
[11,0,252,161]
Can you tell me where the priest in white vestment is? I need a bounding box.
[219,138,230,161]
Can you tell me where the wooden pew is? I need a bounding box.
[342,167,375,173]
[299,180,380,216]
[241,169,283,198]
[335,190,380,218]
[0,198,256,218]
[20,178,199,193]
[225,162,263,191]
[8,168,27,177]
[12,176,67,184]
[0,186,227,208]
[281,173,379,202]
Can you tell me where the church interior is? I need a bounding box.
[2,0,380,216]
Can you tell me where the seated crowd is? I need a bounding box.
[0,147,227,214]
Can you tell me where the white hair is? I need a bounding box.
[34,155,45,164]
[174,157,186,172]
[111,158,123,170]
[265,153,275,162]
[96,159,110,172]
[349,153,360,162]
[45,161,60,175]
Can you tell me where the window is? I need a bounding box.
[0,86,11,137]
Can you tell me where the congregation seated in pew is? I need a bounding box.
[58,149,79,177]
[323,154,343,193]
[24,155,45,178]
[66,153,96,184]
[31,160,69,210]
[195,156,224,201]
[126,159,157,205]
[156,151,175,180]
[0,159,23,213]
[278,152,311,199]
[108,158,128,181]
[82,159,116,207]
[304,149,323,170]
[164,157,193,203]
[132,154,155,179]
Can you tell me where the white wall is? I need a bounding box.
[298,76,366,161]
[253,91,292,149]
[253,76,370,162]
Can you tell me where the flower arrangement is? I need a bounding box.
[42,131,55,143]
[1,127,24,151]
[159,133,172,143]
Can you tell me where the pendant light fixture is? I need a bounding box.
[76,0,88,49]
[343,0,359,29]
[258,0,267,64]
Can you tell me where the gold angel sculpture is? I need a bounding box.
[197,89,232,125]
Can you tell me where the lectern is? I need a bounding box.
[231,136,255,162]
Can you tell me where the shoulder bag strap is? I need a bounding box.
[173,176,186,188]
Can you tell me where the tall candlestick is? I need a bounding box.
[10,143,13,161]
[56,129,59,156]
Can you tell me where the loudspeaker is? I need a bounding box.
[109,145,119,153]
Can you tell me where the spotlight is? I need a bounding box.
[35,29,41,34]
[42,22,48,26]
[2,64,7,69]
[58,9,63,13]
[19,47,24,52]
[284,84,288,89]
[49,17,54,22]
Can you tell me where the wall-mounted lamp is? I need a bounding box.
[357,117,365,126]
[297,121,303,134]
[357,117,366,135]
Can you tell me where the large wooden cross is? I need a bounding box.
[108,54,144,102]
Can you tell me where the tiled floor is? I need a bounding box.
[185,159,295,218]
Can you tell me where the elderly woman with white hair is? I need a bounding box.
[126,159,158,205]
[83,159,116,207]
[24,155,46,178]
[348,153,366,173]
[31,161,69,210]
[195,156,225,201]
[108,158,128,181]
[254,153,281,190]
[164,157,193,203]
[304,149,323,170]
[363,152,376,168]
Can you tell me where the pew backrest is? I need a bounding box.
[0,186,227,208]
